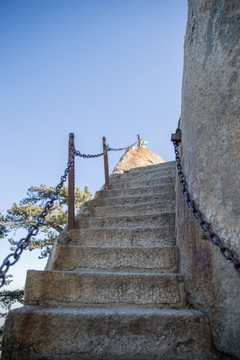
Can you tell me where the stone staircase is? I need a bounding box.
[2,159,221,360]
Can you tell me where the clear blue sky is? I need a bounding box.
[0,0,188,291]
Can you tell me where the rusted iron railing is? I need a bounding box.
[102,137,109,189]
[68,133,75,231]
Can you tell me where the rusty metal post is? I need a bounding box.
[137,134,141,147]
[102,137,109,188]
[68,133,75,231]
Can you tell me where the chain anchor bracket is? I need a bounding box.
[171,133,182,143]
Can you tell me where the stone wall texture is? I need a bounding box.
[178,0,240,358]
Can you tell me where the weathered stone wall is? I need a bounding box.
[178,0,240,358]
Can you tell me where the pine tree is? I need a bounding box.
[0,275,24,346]
[2,184,92,258]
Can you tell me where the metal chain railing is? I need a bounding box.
[107,139,139,152]
[0,155,75,288]
[73,149,109,158]
[171,120,240,275]
[73,140,138,157]
[73,136,139,189]
[0,134,142,287]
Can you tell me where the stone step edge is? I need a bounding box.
[115,162,176,175]
[4,306,210,335]
[126,160,176,171]
[91,191,175,203]
[8,303,205,317]
[109,175,175,185]
[110,172,176,181]
[53,268,178,275]
[110,171,176,180]
[69,225,175,232]
[94,190,175,201]
[112,163,175,172]
[75,212,175,222]
[81,200,175,212]
[87,200,176,207]
[96,183,174,194]
[25,300,187,311]
[109,174,175,184]
[106,182,174,191]
[110,169,176,179]
[56,244,178,250]
[68,225,176,237]
[28,269,182,277]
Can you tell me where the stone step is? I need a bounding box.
[69,227,176,247]
[109,174,175,188]
[110,167,176,183]
[118,161,176,176]
[75,212,175,229]
[25,270,184,307]
[95,184,175,199]
[49,244,178,273]
[92,191,175,206]
[81,200,175,217]
[95,184,174,199]
[128,160,176,173]
[3,305,218,360]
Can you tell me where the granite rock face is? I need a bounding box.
[112,146,165,174]
[178,0,240,358]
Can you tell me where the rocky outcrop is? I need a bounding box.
[178,0,240,358]
[112,146,165,174]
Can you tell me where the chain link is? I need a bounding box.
[172,120,240,275]
[107,140,138,151]
[0,155,75,288]
[73,149,108,158]
[73,140,138,158]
